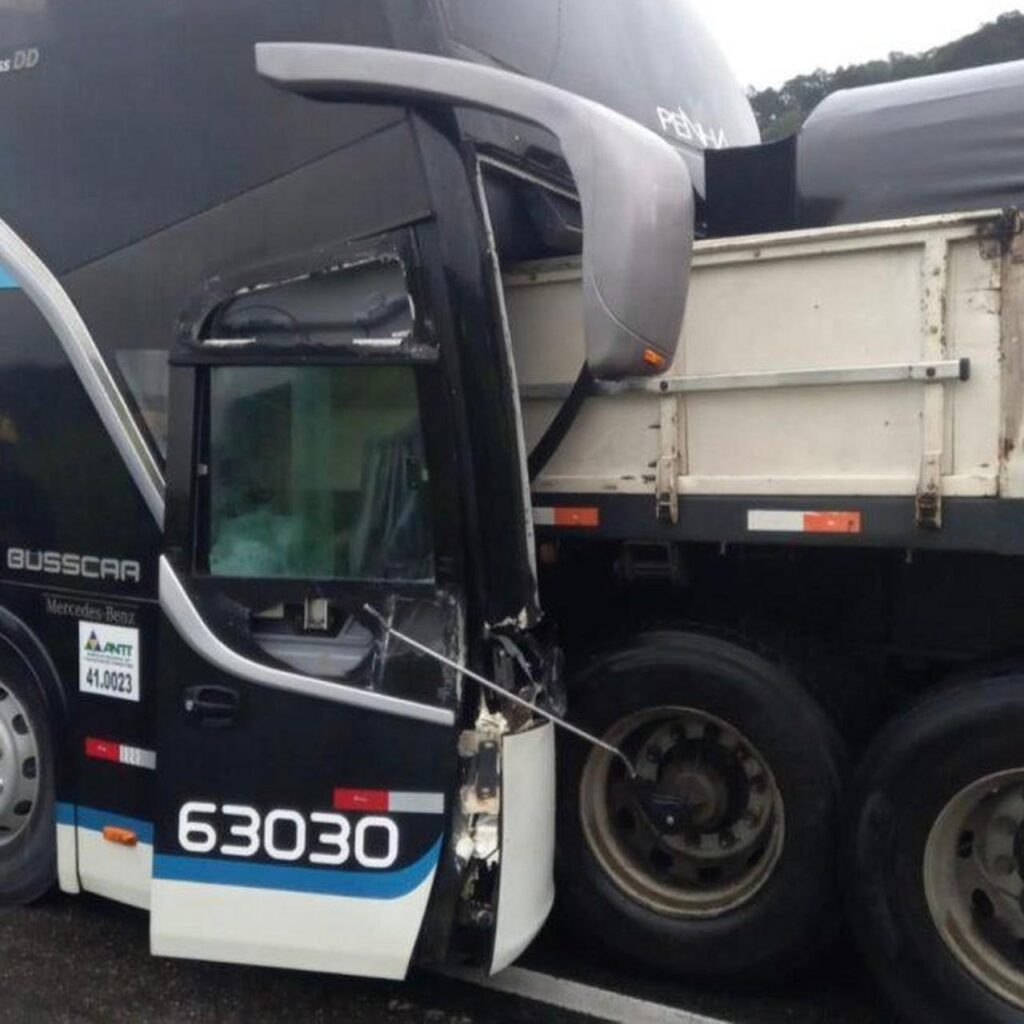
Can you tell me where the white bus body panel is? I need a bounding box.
[77,828,153,910]
[491,722,556,974]
[150,857,439,979]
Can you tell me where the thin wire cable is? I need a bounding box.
[363,604,636,778]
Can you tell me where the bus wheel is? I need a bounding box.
[557,631,845,980]
[848,677,1024,1024]
[0,658,55,905]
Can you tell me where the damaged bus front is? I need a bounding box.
[0,6,692,983]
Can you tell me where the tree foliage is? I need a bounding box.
[749,10,1024,140]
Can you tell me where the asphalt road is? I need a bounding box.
[0,892,892,1024]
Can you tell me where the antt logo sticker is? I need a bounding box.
[79,621,140,702]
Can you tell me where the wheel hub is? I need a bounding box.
[660,762,725,830]
[0,683,40,847]
[924,769,1024,1011]
[580,706,785,918]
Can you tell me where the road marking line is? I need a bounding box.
[444,965,734,1024]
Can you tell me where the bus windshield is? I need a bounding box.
[207,364,434,583]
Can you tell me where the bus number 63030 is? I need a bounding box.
[177,801,400,869]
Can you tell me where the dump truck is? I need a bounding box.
[1,4,1023,1024]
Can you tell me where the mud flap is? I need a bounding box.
[490,722,556,973]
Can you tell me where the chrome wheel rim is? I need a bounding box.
[924,769,1024,1010]
[0,682,40,846]
[580,706,785,918]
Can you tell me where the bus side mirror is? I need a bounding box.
[255,43,693,380]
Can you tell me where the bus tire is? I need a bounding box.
[0,650,56,906]
[847,677,1024,1024]
[556,630,845,980]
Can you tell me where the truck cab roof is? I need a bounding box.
[799,58,1024,226]
[707,58,1024,237]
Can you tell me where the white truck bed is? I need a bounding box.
[506,210,1024,541]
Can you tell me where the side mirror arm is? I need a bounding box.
[255,42,693,380]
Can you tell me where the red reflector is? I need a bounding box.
[85,738,121,763]
[803,512,862,534]
[333,788,389,812]
[553,507,600,528]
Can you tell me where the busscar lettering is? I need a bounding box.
[7,548,141,584]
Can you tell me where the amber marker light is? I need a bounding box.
[102,826,138,847]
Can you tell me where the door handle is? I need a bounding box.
[183,685,239,727]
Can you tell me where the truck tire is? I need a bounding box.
[847,677,1024,1024]
[0,652,56,906]
[557,631,845,980]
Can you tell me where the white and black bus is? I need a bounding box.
[0,0,697,981]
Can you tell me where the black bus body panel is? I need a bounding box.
[0,0,548,974]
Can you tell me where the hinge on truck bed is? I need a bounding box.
[916,238,950,531]
[656,395,681,524]
[916,426,944,529]
[915,470,942,530]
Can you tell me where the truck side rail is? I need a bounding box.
[507,210,1016,532]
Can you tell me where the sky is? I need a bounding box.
[698,2,1023,89]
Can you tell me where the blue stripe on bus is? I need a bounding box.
[63,804,440,900]
[153,837,442,900]
[0,266,18,289]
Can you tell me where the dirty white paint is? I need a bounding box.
[507,210,1009,503]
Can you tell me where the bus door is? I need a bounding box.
[150,254,465,979]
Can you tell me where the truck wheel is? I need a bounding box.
[847,677,1024,1024]
[557,631,845,979]
[0,658,55,905]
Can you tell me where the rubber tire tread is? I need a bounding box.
[846,676,1024,1024]
[556,630,846,981]
[0,649,56,906]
